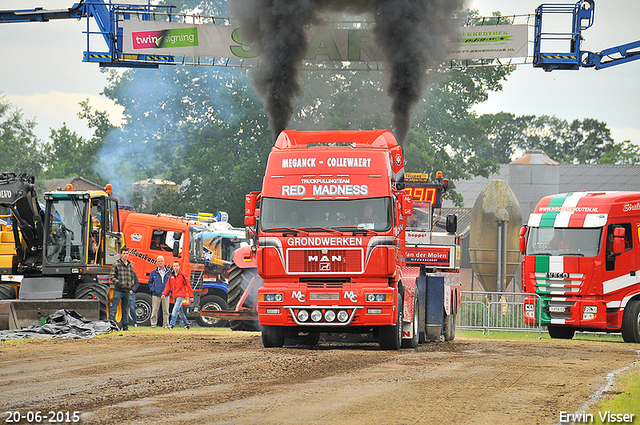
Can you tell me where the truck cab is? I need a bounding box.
[521,191,640,342]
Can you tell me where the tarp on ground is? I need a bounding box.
[0,309,118,341]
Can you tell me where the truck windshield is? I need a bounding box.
[260,197,392,232]
[526,227,603,257]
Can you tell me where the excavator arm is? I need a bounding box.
[0,173,45,272]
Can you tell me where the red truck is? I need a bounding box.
[242,130,461,349]
[520,191,640,342]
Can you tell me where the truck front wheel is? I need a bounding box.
[621,299,640,343]
[262,325,286,348]
[379,295,403,350]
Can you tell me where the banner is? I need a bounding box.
[122,20,528,62]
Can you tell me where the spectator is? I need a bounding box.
[162,261,194,329]
[129,273,140,328]
[148,255,171,328]
[109,247,136,331]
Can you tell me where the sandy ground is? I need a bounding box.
[0,329,638,425]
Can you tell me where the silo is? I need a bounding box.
[509,149,560,224]
[469,180,522,293]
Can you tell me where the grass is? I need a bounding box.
[457,329,625,342]
[586,367,640,424]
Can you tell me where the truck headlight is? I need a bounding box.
[366,293,392,302]
[310,309,323,322]
[583,305,597,320]
[337,310,349,322]
[525,303,535,318]
[297,309,309,322]
[261,293,283,302]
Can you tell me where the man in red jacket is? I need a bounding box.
[161,261,194,329]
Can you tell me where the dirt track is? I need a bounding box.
[1,329,638,425]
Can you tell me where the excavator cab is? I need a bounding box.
[42,190,123,274]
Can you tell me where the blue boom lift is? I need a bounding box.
[0,0,176,68]
[534,0,640,71]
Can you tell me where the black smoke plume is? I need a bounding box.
[231,0,467,144]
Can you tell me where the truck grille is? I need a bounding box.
[190,270,204,290]
[534,272,584,296]
[287,249,362,274]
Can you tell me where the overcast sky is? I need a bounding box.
[1,0,639,149]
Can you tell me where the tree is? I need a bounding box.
[0,94,44,177]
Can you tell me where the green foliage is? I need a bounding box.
[0,94,44,177]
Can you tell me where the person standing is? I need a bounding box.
[148,255,171,328]
[128,273,140,327]
[161,261,194,329]
[109,247,136,331]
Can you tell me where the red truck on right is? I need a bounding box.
[520,191,640,342]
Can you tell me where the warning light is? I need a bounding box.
[65,184,73,191]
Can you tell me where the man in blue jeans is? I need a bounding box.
[161,261,194,329]
[109,247,136,330]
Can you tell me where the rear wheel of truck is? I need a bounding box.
[134,293,152,327]
[228,265,261,331]
[548,326,575,339]
[443,311,456,342]
[262,325,286,348]
[75,283,109,320]
[196,295,228,327]
[379,295,403,350]
[401,294,419,348]
[0,284,16,300]
[621,299,640,343]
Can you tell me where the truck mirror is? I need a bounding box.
[245,216,256,226]
[519,226,527,254]
[401,193,413,216]
[613,238,625,255]
[245,194,257,216]
[446,214,457,234]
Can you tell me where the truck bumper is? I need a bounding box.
[258,304,396,327]
[525,297,610,329]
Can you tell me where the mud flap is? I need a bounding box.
[424,275,444,341]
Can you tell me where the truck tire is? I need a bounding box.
[228,265,261,331]
[401,294,419,348]
[196,295,228,327]
[621,299,640,343]
[443,312,456,341]
[379,295,403,350]
[548,326,575,339]
[0,284,16,300]
[134,293,153,327]
[75,283,109,320]
[296,331,320,347]
[262,325,286,348]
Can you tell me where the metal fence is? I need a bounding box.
[457,291,543,338]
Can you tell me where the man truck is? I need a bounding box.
[240,130,461,349]
[520,191,640,342]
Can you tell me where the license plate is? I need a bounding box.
[549,306,565,313]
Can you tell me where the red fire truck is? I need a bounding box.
[242,130,461,349]
[520,191,640,342]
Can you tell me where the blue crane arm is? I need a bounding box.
[534,0,640,71]
[0,2,85,23]
[584,40,640,69]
